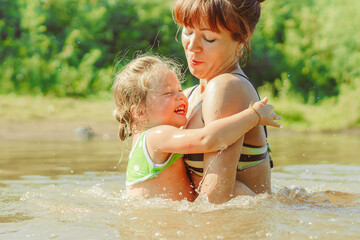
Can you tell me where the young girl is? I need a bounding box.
[113,55,281,201]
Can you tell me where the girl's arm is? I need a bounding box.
[147,97,281,155]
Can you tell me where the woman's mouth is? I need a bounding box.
[190,59,203,66]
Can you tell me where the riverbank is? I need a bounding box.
[1,95,359,141]
[0,119,119,141]
[0,95,119,141]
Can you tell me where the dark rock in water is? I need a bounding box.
[74,126,95,140]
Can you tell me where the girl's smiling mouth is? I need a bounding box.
[175,104,187,115]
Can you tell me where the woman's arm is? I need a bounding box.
[147,95,280,156]
[198,74,263,203]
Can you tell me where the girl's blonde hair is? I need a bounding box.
[113,54,181,141]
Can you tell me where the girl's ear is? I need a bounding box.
[130,105,146,121]
[130,106,140,119]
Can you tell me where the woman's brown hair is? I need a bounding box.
[173,0,264,64]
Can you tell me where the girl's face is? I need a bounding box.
[181,25,241,81]
[144,70,188,128]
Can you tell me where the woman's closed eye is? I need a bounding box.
[182,29,192,36]
[204,37,215,43]
[203,33,217,43]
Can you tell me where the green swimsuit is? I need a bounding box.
[126,129,183,186]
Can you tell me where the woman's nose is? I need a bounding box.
[187,36,201,53]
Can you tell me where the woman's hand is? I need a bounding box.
[251,97,282,128]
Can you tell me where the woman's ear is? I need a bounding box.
[236,42,243,57]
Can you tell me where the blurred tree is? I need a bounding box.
[248,0,360,102]
[0,0,359,101]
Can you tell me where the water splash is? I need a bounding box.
[274,186,360,208]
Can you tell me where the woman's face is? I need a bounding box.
[181,25,241,81]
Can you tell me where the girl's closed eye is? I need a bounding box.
[163,91,174,96]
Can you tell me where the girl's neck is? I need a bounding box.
[132,123,152,135]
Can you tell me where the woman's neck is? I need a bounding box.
[199,63,243,92]
[199,79,207,93]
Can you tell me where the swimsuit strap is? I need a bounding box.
[232,72,251,81]
[187,84,205,124]
[187,84,199,100]
[232,73,268,138]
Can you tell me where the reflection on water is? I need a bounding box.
[0,132,359,239]
[268,131,360,166]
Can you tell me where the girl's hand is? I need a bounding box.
[251,97,282,128]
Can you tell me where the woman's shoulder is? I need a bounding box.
[205,73,256,98]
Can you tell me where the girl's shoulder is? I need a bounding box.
[145,125,178,142]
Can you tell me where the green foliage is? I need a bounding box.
[0,0,184,97]
[247,0,360,103]
[0,0,359,111]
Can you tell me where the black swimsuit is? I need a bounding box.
[183,73,273,176]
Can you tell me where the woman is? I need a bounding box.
[173,0,272,203]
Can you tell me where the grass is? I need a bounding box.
[258,78,360,132]
[0,93,115,123]
[1,82,359,133]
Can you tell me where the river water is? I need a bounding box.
[1,132,359,239]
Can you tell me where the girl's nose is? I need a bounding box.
[176,91,185,100]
